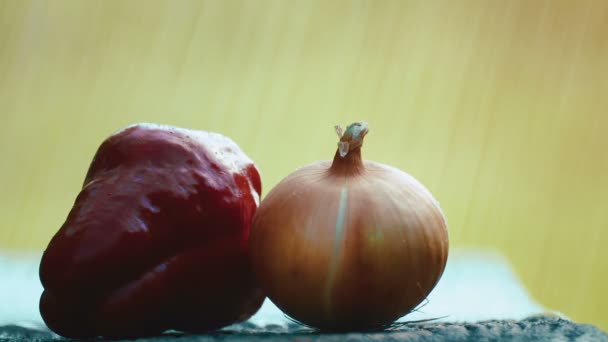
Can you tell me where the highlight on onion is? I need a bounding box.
[250,122,449,331]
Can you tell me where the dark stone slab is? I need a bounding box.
[1,316,606,342]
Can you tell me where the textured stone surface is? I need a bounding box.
[1,316,606,342]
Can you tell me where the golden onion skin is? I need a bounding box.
[250,122,448,331]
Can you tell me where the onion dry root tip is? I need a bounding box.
[335,122,369,157]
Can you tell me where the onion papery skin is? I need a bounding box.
[250,122,448,331]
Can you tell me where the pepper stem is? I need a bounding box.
[330,122,368,175]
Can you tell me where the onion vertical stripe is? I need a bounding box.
[324,184,348,315]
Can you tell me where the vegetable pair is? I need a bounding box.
[39,122,448,337]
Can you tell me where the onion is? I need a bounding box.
[250,122,449,330]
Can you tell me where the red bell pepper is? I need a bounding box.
[39,123,264,338]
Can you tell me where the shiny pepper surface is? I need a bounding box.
[39,124,264,338]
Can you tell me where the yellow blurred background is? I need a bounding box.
[0,0,606,330]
